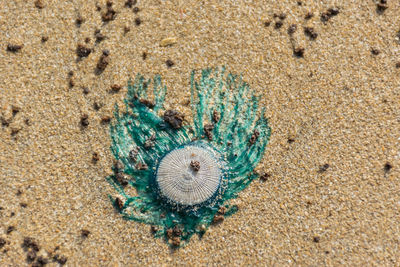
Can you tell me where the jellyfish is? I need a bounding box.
[107,67,271,246]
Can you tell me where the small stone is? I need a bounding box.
[111,84,122,92]
[6,44,23,53]
[160,37,177,47]
[313,236,320,243]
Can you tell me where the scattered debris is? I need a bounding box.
[384,162,392,173]
[53,254,68,265]
[135,17,142,26]
[129,148,138,162]
[190,160,200,172]
[304,27,318,40]
[0,238,5,250]
[259,172,270,182]
[293,47,304,57]
[101,116,111,124]
[313,236,320,243]
[80,114,89,127]
[163,110,184,129]
[376,0,388,14]
[274,21,283,29]
[123,26,130,35]
[305,12,314,20]
[124,0,137,8]
[34,0,44,9]
[76,15,84,27]
[136,162,148,170]
[115,173,128,186]
[142,52,147,60]
[115,197,124,210]
[213,214,224,223]
[41,36,48,43]
[318,163,330,173]
[6,226,15,234]
[111,84,122,92]
[81,229,91,238]
[396,62,400,69]
[212,110,220,123]
[94,29,106,43]
[249,129,260,145]
[139,98,155,109]
[204,123,214,140]
[22,237,39,252]
[92,152,100,163]
[371,48,380,55]
[166,59,174,68]
[76,44,92,59]
[160,37,177,47]
[264,21,271,27]
[95,50,110,75]
[6,44,23,53]
[26,250,36,262]
[144,133,156,149]
[34,256,49,266]
[82,87,89,95]
[93,102,102,111]
[321,7,339,23]
[287,24,297,35]
[101,1,117,22]
[133,6,140,13]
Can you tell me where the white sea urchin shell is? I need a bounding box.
[156,145,221,206]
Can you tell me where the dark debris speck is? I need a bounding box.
[163,110,184,129]
[80,114,89,127]
[313,236,320,243]
[76,44,92,59]
[81,229,91,238]
[166,59,174,68]
[304,27,318,40]
[384,162,392,173]
[293,47,305,58]
[53,254,68,265]
[318,163,330,173]
[6,44,23,53]
[6,226,15,234]
[135,17,142,26]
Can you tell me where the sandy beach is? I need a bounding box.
[1,0,399,265]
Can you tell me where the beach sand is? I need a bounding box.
[1,0,399,265]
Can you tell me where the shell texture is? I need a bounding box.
[107,67,271,246]
[156,145,222,206]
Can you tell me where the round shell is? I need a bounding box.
[156,145,221,206]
